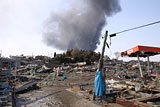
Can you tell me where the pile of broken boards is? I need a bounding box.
[106,78,160,107]
[13,65,68,94]
[70,74,160,107]
[10,67,49,94]
[13,75,40,94]
[109,70,160,106]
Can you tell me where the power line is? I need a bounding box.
[110,20,160,36]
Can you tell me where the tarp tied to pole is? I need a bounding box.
[94,69,106,97]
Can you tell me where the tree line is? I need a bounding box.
[54,49,100,65]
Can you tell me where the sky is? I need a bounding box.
[0,0,160,61]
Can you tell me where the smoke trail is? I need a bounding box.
[43,0,121,51]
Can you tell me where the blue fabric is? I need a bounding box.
[62,75,67,79]
[94,69,106,96]
[11,64,15,67]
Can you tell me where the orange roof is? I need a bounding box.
[121,45,160,57]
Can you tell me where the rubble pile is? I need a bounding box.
[0,54,160,107]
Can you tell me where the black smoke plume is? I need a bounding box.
[43,0,121,51]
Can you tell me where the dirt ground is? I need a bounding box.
[15,71,122,107]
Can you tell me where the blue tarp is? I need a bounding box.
[94,69,106,97]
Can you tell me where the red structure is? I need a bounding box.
[121,45,160,78]
[121,45,160,57]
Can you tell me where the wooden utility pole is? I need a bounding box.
[98,31,108,79]
[98,31,108,69]
[93,31,108,101]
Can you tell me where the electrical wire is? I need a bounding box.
[112,20,160,35]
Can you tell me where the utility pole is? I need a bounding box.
[94,31,108,101]
[98,31,108,78]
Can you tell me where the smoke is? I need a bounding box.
[43,0,121,51]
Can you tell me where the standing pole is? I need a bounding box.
[98,31,108,80]
[98,31,108,71]
[147,55,150,76]
[137,55,143,78]
[94,31,108,101]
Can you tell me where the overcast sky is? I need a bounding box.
[0,0,160,61]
